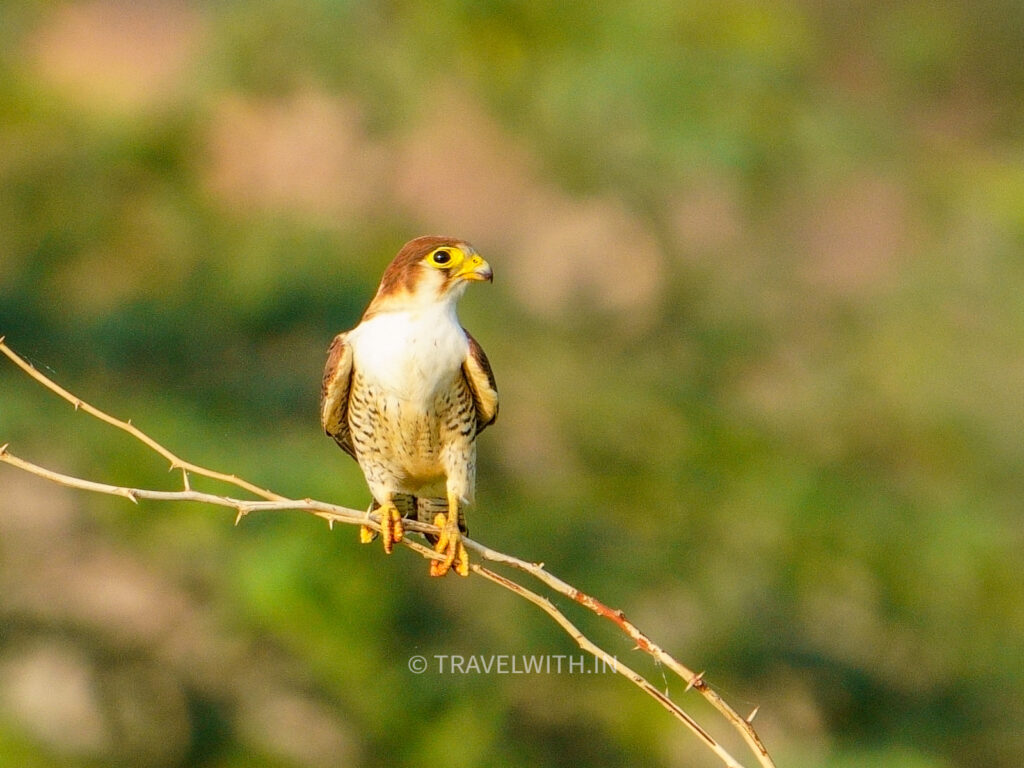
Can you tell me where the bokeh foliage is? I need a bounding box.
[1,2,1022,767]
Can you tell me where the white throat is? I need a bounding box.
[349,299,468,402]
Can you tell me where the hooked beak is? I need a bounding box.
[456,254,493,282]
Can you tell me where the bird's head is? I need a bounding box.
[366,236,492,315]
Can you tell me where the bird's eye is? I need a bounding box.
[431,249,452,265]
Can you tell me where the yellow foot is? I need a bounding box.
[360,501,404,554]
[429,512,469,577]
[359,524,377,544]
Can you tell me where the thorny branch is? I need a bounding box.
[0,338,775,768]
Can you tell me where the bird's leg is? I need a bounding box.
[360,496,404,554]
[429,491,468,577]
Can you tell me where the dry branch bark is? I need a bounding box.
[0,338,775,768]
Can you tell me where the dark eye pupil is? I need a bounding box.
[433,250,451,264]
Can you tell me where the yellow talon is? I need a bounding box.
[363,500,404,554]
[429,511,469,577]
[454,542,469,576]
[381,502,404,554]
[433,512,449,548]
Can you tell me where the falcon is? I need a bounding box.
[320,236,498,577]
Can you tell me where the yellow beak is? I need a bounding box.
[456,254,493,282]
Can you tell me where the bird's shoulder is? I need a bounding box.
[321,331,356,456]
[462,328,499,431]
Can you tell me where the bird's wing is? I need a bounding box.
[462,328,499,434]
[321,332,356,458]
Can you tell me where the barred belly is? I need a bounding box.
[348,371,477,503]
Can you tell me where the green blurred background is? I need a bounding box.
[1,1,1022,766]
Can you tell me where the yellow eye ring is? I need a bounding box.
[426,247,462,268]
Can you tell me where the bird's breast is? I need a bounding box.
[347,309,476,495]
[348,308,468,403]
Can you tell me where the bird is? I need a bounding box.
[320,236,498,576]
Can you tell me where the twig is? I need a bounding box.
[471,565,746,768]
[0,340,283,501]
[466,542,774,764]
[0,445,745,767]
[0,339,775,768]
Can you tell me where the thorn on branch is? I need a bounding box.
[685,671,705,692]
[125,490,139,505]
[746,707,759,724]
[74,400,82,411]
[235,508,249,526]
[0,443,8,456]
